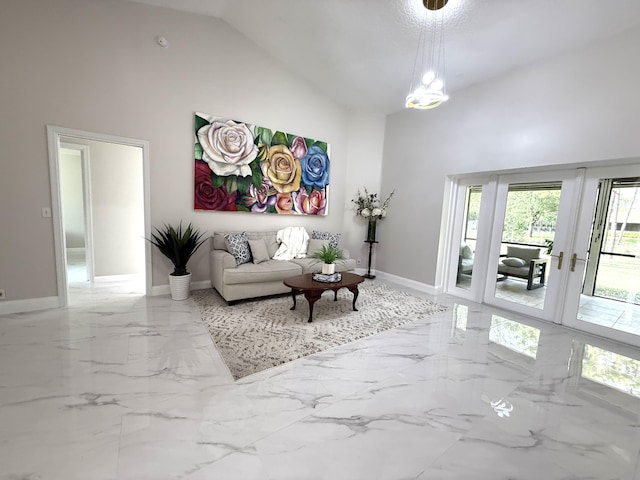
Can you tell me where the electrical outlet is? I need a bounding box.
[357,259,362,265]
[0,289,5,300]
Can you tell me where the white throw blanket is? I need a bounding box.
[273,226,309,260]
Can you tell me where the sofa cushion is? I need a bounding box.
[498,264,530,276]
[505,246,540,262]
[502,257,526,267]
[307,238,330,256]
[311,230,341,248]
[459,258,473,274]
[223,260,302,285]
[290,257,357,274]
[213,232,231,252]
[225,232,252,265]
[246,231,280,258]
[249,238,270,264]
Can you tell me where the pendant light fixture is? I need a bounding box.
[405,0,449,110]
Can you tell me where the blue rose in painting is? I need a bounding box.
[300,146,330,189]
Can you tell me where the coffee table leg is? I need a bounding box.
[304,291,322,323]
[290,289,297,310]
[348,286,359,311]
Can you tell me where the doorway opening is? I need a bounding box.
[47,126,151,306]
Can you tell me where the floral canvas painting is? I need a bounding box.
[194,112,330,215]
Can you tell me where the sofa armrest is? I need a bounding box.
[210,249,237,293]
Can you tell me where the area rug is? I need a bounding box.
[192,282,447,380]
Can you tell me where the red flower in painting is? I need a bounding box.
[194,160,237,210]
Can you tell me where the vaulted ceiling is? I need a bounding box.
[126,0,640,114]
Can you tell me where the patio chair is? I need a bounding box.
[497,245,547,290]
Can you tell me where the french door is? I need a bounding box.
[448,164,640,348]
[562,164,640,347]
[483,170,581,322]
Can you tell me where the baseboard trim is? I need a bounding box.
[149,274,442,298]
[150,279,212,297]
[374,270,443,296]
[0,296,60,316]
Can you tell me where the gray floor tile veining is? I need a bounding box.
[1,278,640,479]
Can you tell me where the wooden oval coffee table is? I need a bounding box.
[283,272,365,323]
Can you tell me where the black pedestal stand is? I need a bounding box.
[363,240,378,279]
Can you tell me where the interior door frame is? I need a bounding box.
[47,125,152,306]
[60,142,95,283]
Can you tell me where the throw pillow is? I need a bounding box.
[307,238,330,256]
[461,244,473,259]
[311,230,341,248]
[502,257,526,267]
[249,238,270,264]
[225,232,252,265]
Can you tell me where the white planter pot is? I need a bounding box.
[169,273,191,300]
[322,263,335,275]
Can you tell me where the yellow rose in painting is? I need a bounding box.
[262,145,302,194]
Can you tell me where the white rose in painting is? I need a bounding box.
[198,120,258,177]
[372,208,382,217]
[361,208,371,217]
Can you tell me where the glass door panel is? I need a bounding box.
[494,183,560,308]
[455,186,482,290]
[485,170,579,321]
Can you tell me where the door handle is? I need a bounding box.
[549,251,564,269]
[570,253,586,272]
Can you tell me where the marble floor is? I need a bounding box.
[491,278,640,337]
[2,278,640,479]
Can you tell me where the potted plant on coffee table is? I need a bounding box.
[310,244,345,275]
[146,222,206,300]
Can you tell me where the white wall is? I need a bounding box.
[341,111,387,267]
[0,0,352,301]
[59,148,85,249]
[381,26,640,288]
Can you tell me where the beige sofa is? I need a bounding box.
[210,230,357,303]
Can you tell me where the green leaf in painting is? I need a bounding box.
[257,144,269,162]
[236,204,250,213]
[304,137,313,148]
[250,163,263,188]
[211,174,224,188]
[236,176,252,194]
[195,115,209,133]
[272,131,288,146]
[266,205,277,214]
[255,126,273,147]
[194,143,203,160]
[225,177,238,193]
[312,141,328,153]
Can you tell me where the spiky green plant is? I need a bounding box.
[309,244,345,264]
[146,222,206,276]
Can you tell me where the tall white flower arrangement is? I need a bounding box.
[352,188,394,220]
